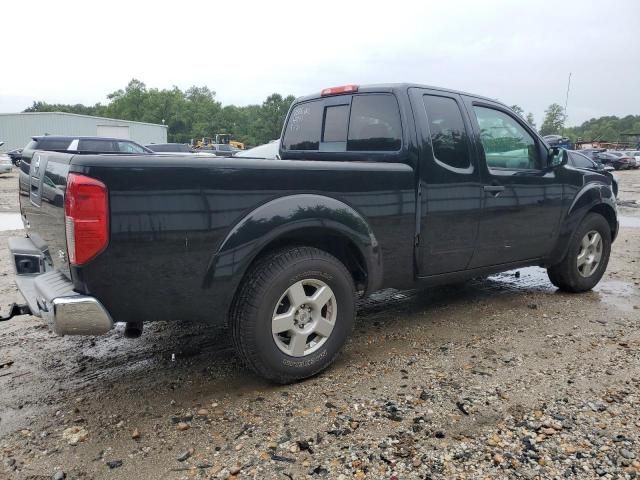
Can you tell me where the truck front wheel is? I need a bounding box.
[230,246,355,383]
[547,213,612,292]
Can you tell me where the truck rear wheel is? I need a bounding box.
[230,246,355,383]
[547,213,611,292]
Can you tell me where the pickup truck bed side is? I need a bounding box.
[25,155,415,325]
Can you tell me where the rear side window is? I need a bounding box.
[347,95,401,151]
[283,94,402,153]
[422,95,471,169]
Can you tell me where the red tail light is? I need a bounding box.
[64,173,109,265]
[321,84,359,96]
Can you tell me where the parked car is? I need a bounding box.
[21,136,153,158]
[621,150,640,168]
[567,150,618,196]
[235,140,281,159]
[17,136,154,200]
[7,149,23,166]
[6,83,618,383]
[0,153,12,174]
[608,151,638,169]
[596,152,633,170]
[145,143,195,153]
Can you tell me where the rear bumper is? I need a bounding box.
[8,236,113,335]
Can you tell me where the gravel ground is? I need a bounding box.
[0,167,639,480]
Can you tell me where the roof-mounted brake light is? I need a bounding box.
[320,84,359,97]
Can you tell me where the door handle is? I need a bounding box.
[483,185,505,196]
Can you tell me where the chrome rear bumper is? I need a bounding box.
[8,236,113,335]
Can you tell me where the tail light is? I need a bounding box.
[64,173,109,265]
[321,84,359,96]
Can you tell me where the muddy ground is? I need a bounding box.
[0,168,639,480]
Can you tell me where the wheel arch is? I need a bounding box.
[546,183,618,266]
[203,194,383,315]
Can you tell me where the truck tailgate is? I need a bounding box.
[19,151,74,277]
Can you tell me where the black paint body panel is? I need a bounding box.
[17,84,618,326]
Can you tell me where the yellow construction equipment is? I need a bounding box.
[215,134,244,150]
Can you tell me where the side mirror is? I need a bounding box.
[548,147,568,168]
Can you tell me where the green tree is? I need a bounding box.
[510,105,524,117]
[540,103,566,136]
[526,112,536,129]
[21,79,296,146]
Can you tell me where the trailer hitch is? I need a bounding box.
[0,303,32,322]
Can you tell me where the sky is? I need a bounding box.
[1,0,639,127]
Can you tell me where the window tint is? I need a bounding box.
[78,139,116,152]
[282,94,402,152]
[37,138,73,151]
[323,105,349,142]
[117,141,146,153]
[423,95,470,169]
[347,95,401,151]
[283,101,323,150]
[568,151,595,169]
[473,106,540,170]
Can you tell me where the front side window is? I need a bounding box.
[473,106,540,170]
[423,95,471,169]
[568,151,595,169]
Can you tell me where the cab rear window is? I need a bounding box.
[37,138,73,150]
[283,94,402,153]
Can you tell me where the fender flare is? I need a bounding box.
[202,194,382,309]
[547,182,617,265]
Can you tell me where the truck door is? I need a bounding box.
[464,100,564,267]
[409,88,482,276]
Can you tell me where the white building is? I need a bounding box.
[0,112,167,150]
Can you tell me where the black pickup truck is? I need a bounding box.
[5,84,618,383]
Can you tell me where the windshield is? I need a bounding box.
[236,141,280,159]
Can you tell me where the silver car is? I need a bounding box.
[623,151,640,168]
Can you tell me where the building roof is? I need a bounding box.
[0,111,167,129]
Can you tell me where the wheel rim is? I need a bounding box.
[577,230,603,278]
[271,279,337,357]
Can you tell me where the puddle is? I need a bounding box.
[486,266,556,293]
[0,212,23,232]
[594,280,639,312]
[619,216,640,228]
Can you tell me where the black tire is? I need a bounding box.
[547,213,611,292]
[230,246,355,383]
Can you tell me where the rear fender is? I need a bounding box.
[203,194,382,310]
